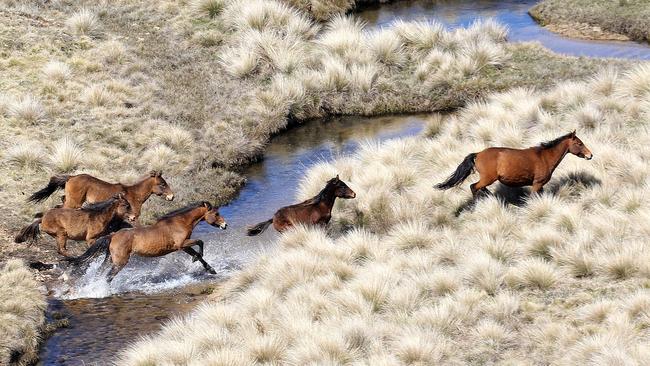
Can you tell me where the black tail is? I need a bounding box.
[246,219,273,236]
[15,218,42,244]
[28,175,70,203]
[65,235,112,266]
[435,153,477,190]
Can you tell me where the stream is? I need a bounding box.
[38,0,650,365]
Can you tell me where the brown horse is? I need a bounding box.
[247,175,356,236]
[435,131,593,197]
[27,171,174,223]
[67,201,227,281]
[15,193,135,257]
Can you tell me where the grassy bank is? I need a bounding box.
[0,0,622,263]
[530,0,650,42]
[120,63,650,364]
[0,260,46,365]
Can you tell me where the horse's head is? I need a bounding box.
[149,171,174,201]
[567,131,593,160]
[330,175,356,199]
[113,193,136,222]
[202,202,227,230]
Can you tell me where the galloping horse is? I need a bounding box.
[27,171,174,223]
[67,201,226,281]
[435,131,593,197]
[247,175,356,236]
[15,193,134,257]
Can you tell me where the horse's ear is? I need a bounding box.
[149,170,157,177]
[203,202,212,209]
[157,171,163,177]
[335,174,339,181]
[570,130,576,137]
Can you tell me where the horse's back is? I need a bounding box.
[67,174,121,205]
[41,208,88,239]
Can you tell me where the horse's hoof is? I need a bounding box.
[192,256,199,263]
[207,268,217,275]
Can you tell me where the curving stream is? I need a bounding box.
[38,1,650,364]
[359,0,650,60]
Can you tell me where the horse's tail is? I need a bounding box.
[246,219,273,236]
[28,174,70,203]
[65,235,112,266]
[435,153,477,190]
[14,217,42,244]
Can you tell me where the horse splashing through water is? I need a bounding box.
[435,131,593,198]
[15,193,134,257]
[67,201,226,282]
[247,175,356,236]
[27,171,174,223]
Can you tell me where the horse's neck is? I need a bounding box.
[542,141,569,174]
[318,186,337,213]
[182,208,208,232]
[125,178,153,203]
[92,202,119,222]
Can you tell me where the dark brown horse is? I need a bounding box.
[435,131,593,197]
[27,171,174,223]
[15,193,134,257]
[247,175,356,236]
[67,201,226,281]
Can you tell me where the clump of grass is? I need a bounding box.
[0,260,46,366]
[66,8,100,37]
[42,61,72,83]
[191,0,226,19]
[5,140,48,169]
[50,136,83,172]
[8,94,46,123]
[82,85,116,107]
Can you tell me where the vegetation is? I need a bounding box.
[530,0,650,42]
[120,63,650,364]
[0,260,46,365]
[0,0,621,263]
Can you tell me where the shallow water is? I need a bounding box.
[357,0,650,60]
[39,114,427,364]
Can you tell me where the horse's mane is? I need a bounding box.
[539,132,574,149]
[80,197,118,213]
[298,178,338,206]
[157,201,210,221]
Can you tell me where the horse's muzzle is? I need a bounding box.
[347,192,356,199]
[166,194,174,201]
[219,223,228,230]
[585,154,593,160]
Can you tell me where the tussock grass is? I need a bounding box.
[66,8,100,37]
[50,136,84,172]
[122,63,650,364]
[0,260,46,366]
[8,95,46,123]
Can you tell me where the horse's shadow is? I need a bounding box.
[454,171,602,216]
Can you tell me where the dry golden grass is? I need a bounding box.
[0,260,46,366]
[121,63,650,364]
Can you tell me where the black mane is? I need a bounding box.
[540,132,574,149]
[299,178,340,206]
[80,197,118,213]
[157,201,210,221]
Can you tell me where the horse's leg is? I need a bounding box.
[470,176,496,199]
[56,234,71,257]
[180,239,203,262]
[180,239,216,274]
[183,248,216,274]
[531,181,545,195]
[107,263,125,283]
